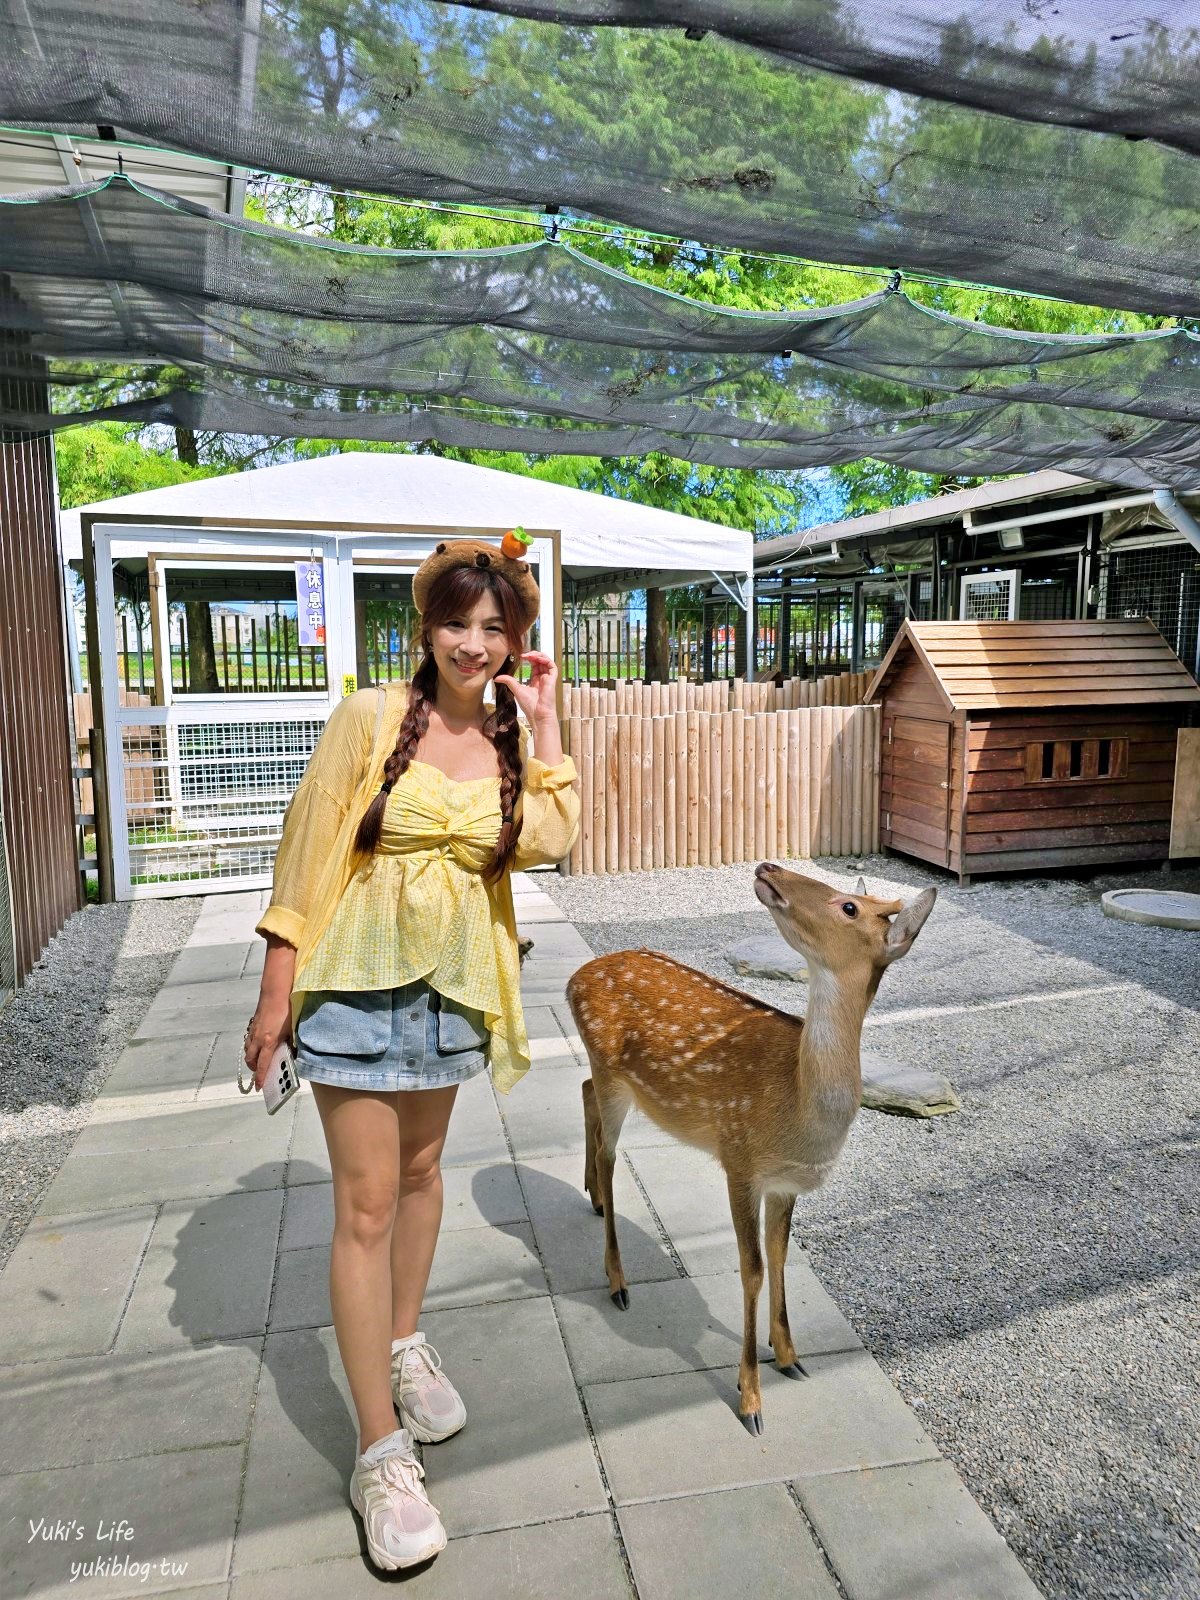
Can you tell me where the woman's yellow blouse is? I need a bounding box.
[255,684,580,1093]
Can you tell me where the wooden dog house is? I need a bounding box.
[865,620,1200,884]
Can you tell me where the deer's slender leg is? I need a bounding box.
[727,1175,766,1434]
[764,1191,806,1379]
[593,1080,632,1308]
[582,1078,602,1214]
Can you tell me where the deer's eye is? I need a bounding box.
[841,901,858,919]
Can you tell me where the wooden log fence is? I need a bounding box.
[559,702,880,875]
[562,668,872,719]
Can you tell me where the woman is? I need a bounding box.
[243,538,580,1571]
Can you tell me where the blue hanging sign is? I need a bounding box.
[295,559,326,647]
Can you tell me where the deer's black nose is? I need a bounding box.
[755,861,779,878]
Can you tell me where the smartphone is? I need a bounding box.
[262,1040,301,1114]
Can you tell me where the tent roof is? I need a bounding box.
[865,620,1200,712]
[60,451,752,593]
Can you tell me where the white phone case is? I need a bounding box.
[261,1041,301,1114]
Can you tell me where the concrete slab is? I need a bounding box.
[35,1143,288,1216]
[585,1350,940,1504]
[233,1514,628,1600]
[517,1154,678,1295]
[73,1099,295,1155]
[114,1188,284,1352]
[0,1207,157,1363]
[618,1483,840,1600]
[623,1143,738,1277]
[519,922,595,961]
[441,1073,511,1170]
[134,977,263,1040]
[420,1296,607,1536]
[270,1222,547,1330]
[0,1338,261,1472]
[233,1325,368,1572]
[1,1445,243,1600]
[797,1457,1043,1600]
[97,1035,216,1101]
[279,1163,527,1252]
[164,943,256,986]
[497,1066,588,1158]
[555,1263,861,1386]
[521,1003,568,1041]
[497,1071,676,1158]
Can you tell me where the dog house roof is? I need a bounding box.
[866,619,1200,712]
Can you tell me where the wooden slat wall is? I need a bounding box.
[0,320,82,983]
[560,704,880,875]
[952,709,1179,874]
[563,669,871,719]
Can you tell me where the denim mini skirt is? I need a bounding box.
[293,977,491,1092]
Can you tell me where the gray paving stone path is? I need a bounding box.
[1,879,1041,1600]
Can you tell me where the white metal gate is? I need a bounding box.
[93,520,558,899]
[959,569,1019,621]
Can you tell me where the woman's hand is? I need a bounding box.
[244,997,293,1091]
[494,651,558,725]
[245,935,298,1090]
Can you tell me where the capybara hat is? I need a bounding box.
[411,536,540,634]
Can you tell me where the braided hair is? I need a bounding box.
[354,563,527,885]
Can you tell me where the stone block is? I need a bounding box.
[98,1036,216,1101]
[36,1143,288,1216]
[0,1207,157,1362]
[420,1297,607,1535]
[518,1153,678,1295]
[623,1143,737,1277]
[585,1350,939,1503]
[114,1189,284,1352]
[796,1457,1042,1600]
[270,1222,547,1331]
[1,1446,242,1600]
[618,1484,839,1600]
[279,1163,527,1252]
[232,1515,628,1600]
[555,1263,860,1385]
[726,934,808,982]
[72,1100,294,1157]
[0,1339,261,1473]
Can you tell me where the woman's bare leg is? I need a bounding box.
[310,1082,403,1454]
[390,1084,459,1340]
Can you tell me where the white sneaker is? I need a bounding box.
[391,1332,467,1443]
[349,1427,447,1570]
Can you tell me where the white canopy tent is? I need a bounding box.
[60,450,754,600]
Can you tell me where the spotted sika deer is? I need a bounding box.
[566,862,936,1435]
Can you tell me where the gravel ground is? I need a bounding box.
[0,895,202,1271]
[541,856,1200,1600]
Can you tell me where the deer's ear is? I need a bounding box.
[855,876,867,896]
[884,887,937,961]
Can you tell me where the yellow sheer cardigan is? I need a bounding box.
[255,683,580,1093]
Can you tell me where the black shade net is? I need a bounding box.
[2,1,1199,314]
[458,2,1200,156]
[3,177,1200,488]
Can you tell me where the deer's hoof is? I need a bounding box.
[777,1361,808,1380]
[610,1287,630,1310]
[741,1410,764,1437]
